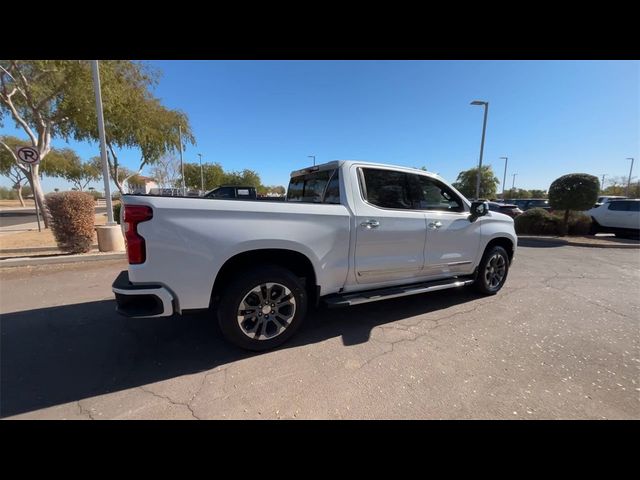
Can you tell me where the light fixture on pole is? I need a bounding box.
[198,153,204,194]
[308,155,316,166]
[470,100,489,200]
[626,158,635,196]
[91,60,115,225]
[499,156,508,200]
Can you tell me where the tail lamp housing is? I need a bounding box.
[123,205,153,264]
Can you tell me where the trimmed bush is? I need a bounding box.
[549,173,599,235]
[516,208,593,236]
[514,208,559,235]
[46,191,96,253]
[112,202,122,224]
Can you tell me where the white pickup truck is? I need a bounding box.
[113,160,517,350]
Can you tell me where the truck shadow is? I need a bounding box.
[1,288,482,418]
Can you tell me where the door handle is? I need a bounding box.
[360,219,380,229]
[428,221,442,229]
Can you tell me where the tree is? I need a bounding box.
[60,61,196,193]
[1,60,196,226]
[0,61,94,227]
[150,154,181,189]
[44,150,101,191]
[452,165,499,199]
[503,188,532,200]
[529,189,547,198]
[548,173,599,236]
[223,169,262,188]
[182,162,226,191]
[0,136,29,206]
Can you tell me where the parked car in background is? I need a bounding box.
[205,186,257,200]
[487,201,523,218]
[512,198,552,212]
[594,195,627,207]
[587,199,640,238]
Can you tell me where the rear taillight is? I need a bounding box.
[123,205,153,264]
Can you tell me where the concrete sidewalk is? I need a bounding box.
[0,250,125,268]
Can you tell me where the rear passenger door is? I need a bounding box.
[353,167,427,285]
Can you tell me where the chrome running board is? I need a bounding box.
[324,277,474,308]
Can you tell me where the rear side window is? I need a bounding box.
[287,169,340,203]
[361,168,412,209]
[608,201,627,211]
[627,202,640,212]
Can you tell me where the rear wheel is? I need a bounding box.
[589,218,599,235]
[217,265,308,351]
[473,245,510,295]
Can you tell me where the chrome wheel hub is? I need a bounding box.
[484,253,506,289]
[237,282,296,340]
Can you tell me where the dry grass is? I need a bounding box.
[0,199,36,208]
[0,214,107,250]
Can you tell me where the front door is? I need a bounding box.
[353,167,427,285]
[408,174,481,277]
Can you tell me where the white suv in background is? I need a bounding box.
[588,199,640,238]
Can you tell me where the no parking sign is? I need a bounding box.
[16,146,40,165]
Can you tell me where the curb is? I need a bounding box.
[518,236,640,249]
[0,245,99,254]
[0,251,126,268]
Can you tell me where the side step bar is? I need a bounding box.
[324,277,475,308]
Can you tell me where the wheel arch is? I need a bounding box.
[484,237,515,264]
[210,248,318,308]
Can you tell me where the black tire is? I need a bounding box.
[589,219,599,236]
[217,265,308,351]
[473,245,510,295]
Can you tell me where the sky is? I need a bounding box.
[2,60,638,193]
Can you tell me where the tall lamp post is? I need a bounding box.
[512,173,518,192]
[178,125,185,195]
[198,153,204,194]
[91,60,115,225]
[499,156,508,200]
[470,100,489,200]
[626,157,635,196]
[308,155,316,166]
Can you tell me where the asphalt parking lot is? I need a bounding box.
[1,243,639,419]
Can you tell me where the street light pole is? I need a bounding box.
[178,125,185,195]
[308,155,316,166]
[626,158,635,196]
[512,173,518,191]
[499,156,508,200]
[470,100,489,200]
[91,60,115,225]
[198,153,204,194]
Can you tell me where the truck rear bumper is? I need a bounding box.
[112,270,175,318]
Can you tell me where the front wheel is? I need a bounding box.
[473,245,510,295]
[217,265,308,351]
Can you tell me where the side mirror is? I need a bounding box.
[469,201,489,221]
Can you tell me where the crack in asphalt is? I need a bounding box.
[357,285,530,370]
[76,400,95,420]
[137,367,231,420]
[138,385,201,420]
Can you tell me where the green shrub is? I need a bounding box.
[551,211,592,235]
[514,208,559,235]
[113,202,122,224]
[45,191,96,253]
